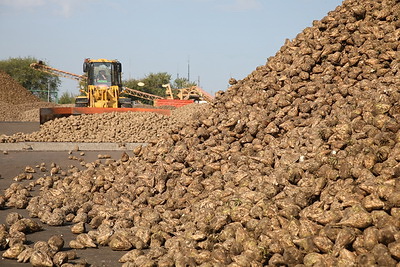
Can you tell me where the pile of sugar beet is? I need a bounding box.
[1,103,210,143]
[0,71,56,122]
[1,0,400,266]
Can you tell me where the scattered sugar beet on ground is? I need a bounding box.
[1,0,400,266]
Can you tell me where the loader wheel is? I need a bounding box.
[75,97,88,107]
[119,97,132,108]
[75,103,88,107]
[121,103,132,108]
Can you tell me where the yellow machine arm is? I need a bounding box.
[122,87,164,101]
[161,83,214,102]
[162,84,175,99]
[177,86,214,102]
[30,60,214,103]
[30,61,83,81]
[193,86,214,102]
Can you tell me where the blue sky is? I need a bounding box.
[0,0,343,96]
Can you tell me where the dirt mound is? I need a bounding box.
[1,0,400,266]
[0,71,40,105]
[0,71,57,121]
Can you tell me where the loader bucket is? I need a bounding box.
[39,107,171,124]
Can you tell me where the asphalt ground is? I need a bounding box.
[0,122,39,136]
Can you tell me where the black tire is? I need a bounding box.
[75,103,88,107]
[121,104,132,108]
[75,97,88,107]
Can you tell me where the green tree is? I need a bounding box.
[58,92,76,104]
[172,77,197,89]
[123,72,172,104]
[141,72,171,96]
[0,57,61,102]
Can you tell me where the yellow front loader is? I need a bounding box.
[77,58,130,108]
[30,58,169,123]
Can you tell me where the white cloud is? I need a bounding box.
[49,0,102,17]
[0,0,45,8]
[51,0,82,17]
[0,0,99,17]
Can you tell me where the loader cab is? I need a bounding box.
[83,60,122,88]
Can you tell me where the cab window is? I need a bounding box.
[93,63,112,86]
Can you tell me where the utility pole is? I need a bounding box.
[47,82,50,102]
